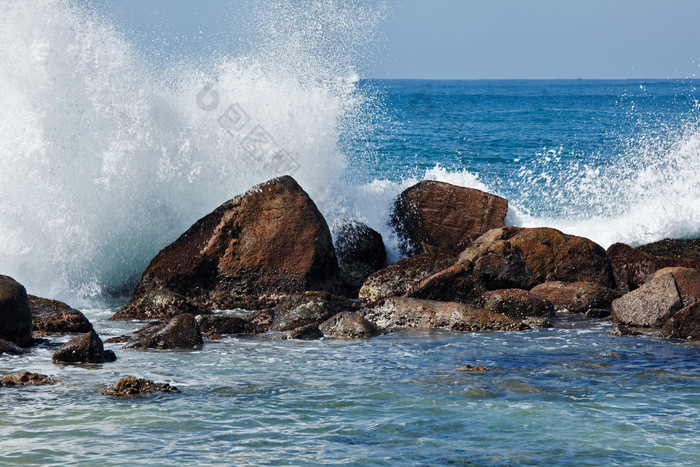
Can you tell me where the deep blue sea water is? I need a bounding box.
[2,78,700,467]
[2,3,700,465]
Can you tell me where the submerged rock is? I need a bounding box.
[123,176,340,316]
[0,371,56,387]
[124,313,203,350]
[52,330,116,364]
[482,289,555,319]
[28,295,93,337]
[530,281,618,316]
[0,275,33,347]
[611,323,642,337]
[102,376,180,397]
[358,252,455,303]
[456,365,490,373]
[611,274,683,327]
[362,297,527,332]
[391,180,508,255]
[319,311,379,338]
[335,221,386,297]
[0,339,24,356]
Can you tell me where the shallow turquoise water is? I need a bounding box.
[2,308,699,466]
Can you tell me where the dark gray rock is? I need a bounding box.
[52,330,115,364]
[319,311,379,338]
[0,275,32,347]
[124,313,203,350]
[28,295,93,337]
[0,338,23,356]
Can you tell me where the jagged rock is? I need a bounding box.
[28,295,93,337]
[0,371,56,387]
[391,180,508,255]
[358,252,455,303]
[611,274,683,327]
[122,176,340,315]
[651,267,700,306]
[124,314,203,350]
[0,339,23,356]
[0,275,33,347]
[607,242,700,292]
[270,292,358,332]
[465,227,614,290]
[361,297,528,332]
[110,288,209,321]
[530,281,618,315]
[660,302,700,339]
[102,376,180,397]
[319,311,379,338]
[335,221,386,297]
[52,330,116,363]
[482,289,555,319]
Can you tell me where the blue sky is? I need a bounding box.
[93,0,700,79]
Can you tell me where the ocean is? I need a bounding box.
[1,1,700,465]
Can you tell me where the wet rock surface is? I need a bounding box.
[111,289,209,321]
[482,289,555,319]
[660,302,700,339]
[530,281,618,315]
[124,313,203,350]
[102,376,180,397]
[52,331,116,364]
[362,297,528,333]
[319,311,379,338]
[28,295,93,337]
[0,371,56,387]
[359,252,455,303]
[0,339,24,356]
[391,180,508,255]
[270,292,358,332]
[335,221,386,297]
[0,275,33,347]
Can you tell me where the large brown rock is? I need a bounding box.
[52,330,116,364]
[28,295,93,337]
[651,267,700,306]
[319,312,379,338]
[464,227,614,290]
[530,281,618,316]
[638,238,700,259]
[361,297,527,332]
[358,252,454,303]
[660,302,700,339]
[391,180,508,255]
[611,274,683,327]
[124,313,203,350]
[482,289,554,319]
[404,261,485,306]
[607,242,700,292]
[122,176,340,316]
[0,275,32,347]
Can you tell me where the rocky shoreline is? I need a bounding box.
[2,175,700,393]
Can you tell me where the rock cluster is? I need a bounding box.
[102,376,180,397]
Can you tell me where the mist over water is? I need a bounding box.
[1,0,699,302]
